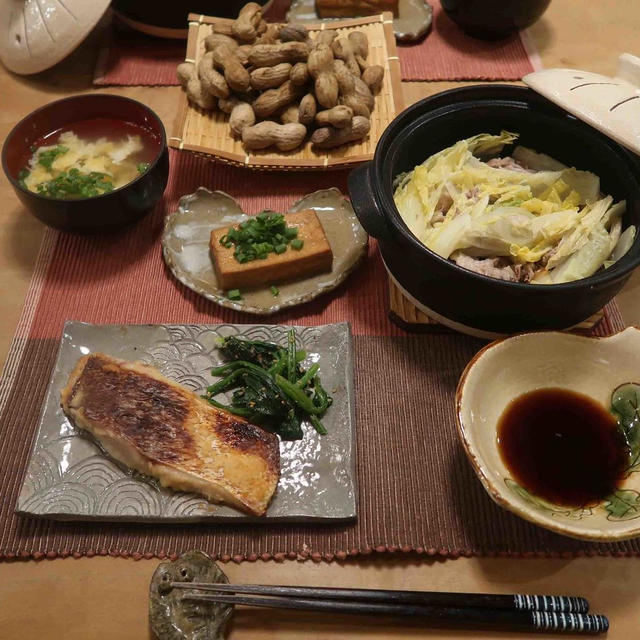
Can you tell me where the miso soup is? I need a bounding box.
[19,118,161,200]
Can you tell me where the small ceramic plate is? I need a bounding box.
[456,327,640,541]
[286,0,433,42]
[16,321,357,522]
[162,188,368,314]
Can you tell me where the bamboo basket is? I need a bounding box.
[170,12,405,170]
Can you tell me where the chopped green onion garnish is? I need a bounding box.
[270,285,279,297]
[37,145,68,171]
[34,168,113,199]
[18,168,29,188]
[137,162,150,174]
[291,238,304,250]
[219,212,302,264]
[227,289,242,300]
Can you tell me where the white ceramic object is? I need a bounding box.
[457,327,640,541]
[0,0,110,74]
[524,53,640,157]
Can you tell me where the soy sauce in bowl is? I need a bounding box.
[497,388,629,507]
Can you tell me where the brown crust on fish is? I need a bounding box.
[68,355,195,464]
[61,353,280,515]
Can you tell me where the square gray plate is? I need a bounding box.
[16,322,357,523]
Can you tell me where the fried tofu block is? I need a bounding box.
[210,209,333,290]
[316,0,399,18]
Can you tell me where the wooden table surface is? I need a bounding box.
[1,3,640,638]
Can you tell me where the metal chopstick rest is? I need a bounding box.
[170,582,589,613]
[181,593,608,635]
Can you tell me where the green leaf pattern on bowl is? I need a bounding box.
[505,382,640,523]
[504,478,594,520]
[603,489,640,521]
[611,383,640,472]
[505,478,640,522]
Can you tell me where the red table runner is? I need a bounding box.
[1,150,634,563]
[94,1,538,86]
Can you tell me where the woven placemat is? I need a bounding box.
[94,0,537,86]
[1,150,635,562]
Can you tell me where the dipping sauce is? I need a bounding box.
[497,388,629,507]
[18,118,160,199]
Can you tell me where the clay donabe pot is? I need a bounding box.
[348,85,640,337]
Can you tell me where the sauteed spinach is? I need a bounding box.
[204,329,332,440]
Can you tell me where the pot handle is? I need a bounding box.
[348,163,390,240]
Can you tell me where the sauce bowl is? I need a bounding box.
[456,326,640,541]
[2,94,169,232]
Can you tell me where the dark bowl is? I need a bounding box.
[112,0,272,37]
[2,94,169,233]
[441,0,552,40]
[348,85,640,336]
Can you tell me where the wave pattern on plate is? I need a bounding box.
[17,322,356,522]
[65,455,123,493]
[22,448,60,495]
[163,493,212,518]
[21,482,97,515]
[96,477,164,516]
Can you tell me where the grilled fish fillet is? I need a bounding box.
[60,353,280,516]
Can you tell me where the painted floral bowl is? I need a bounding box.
[456,327,640,541]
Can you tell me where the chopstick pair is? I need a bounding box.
[170,583,609,635]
